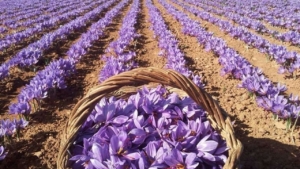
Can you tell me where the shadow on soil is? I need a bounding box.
[0,130,58,169]
[0,75,34,115]
[233,119,300,169]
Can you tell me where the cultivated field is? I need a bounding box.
[0,0,300,168]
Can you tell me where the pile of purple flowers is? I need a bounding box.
[69,86,228,169]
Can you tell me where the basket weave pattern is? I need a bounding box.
[57,67,243,169]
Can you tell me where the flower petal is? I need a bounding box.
[112,115,129,124]
[197,140,218,152]
[124,152,141,160]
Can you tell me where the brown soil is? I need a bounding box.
[0,0,300,169]
[156,0,300,168]
[8,1,85,34]
[0,1,100,65]
[186,0,300,51]
[194,0,295,35]
[134,0,166,68]
[172,0,300,97]
[0,0,120,115]
[214,6,298,51]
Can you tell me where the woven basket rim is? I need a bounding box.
[57,67,243,169]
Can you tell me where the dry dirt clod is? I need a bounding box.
[33,151,43,157]
[235,104,245,111]
[238,114,246,121]
[274,121,286,130]
[241,93,250,100]
[258,128,267,134]
[241,100,250,106]
[213,58,219,64]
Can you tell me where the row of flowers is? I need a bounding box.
[99,0,140,82]
[6,0,87,29]
[0,0,98,52]
[159,0,300,120]
[147,0,203,88]
[0,118,28,160]
[176,0,300,76]
[191,0,300,47]
[0,0,53,20]
[1,0,80,29]
[200,0,300,31]
[0,0,106,80]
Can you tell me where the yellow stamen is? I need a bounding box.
[117,147,124,155]
[176,164,185,169]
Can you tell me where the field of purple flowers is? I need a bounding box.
[0,0,300,168]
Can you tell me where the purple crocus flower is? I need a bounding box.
[12,118,29,130]
[0,146,7,160]
[164,149,199,169]
[109,131,140,161]
[142,141,166,168]
[256,96,273,111]
[272,94,288,115]
[128,128,147,145]
[0,119,16,137]
[197,134,219,161]
[289,94,299,104]
[9,102,31,115]
[69,139,93,169]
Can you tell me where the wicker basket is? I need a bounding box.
[57,67,243,169]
